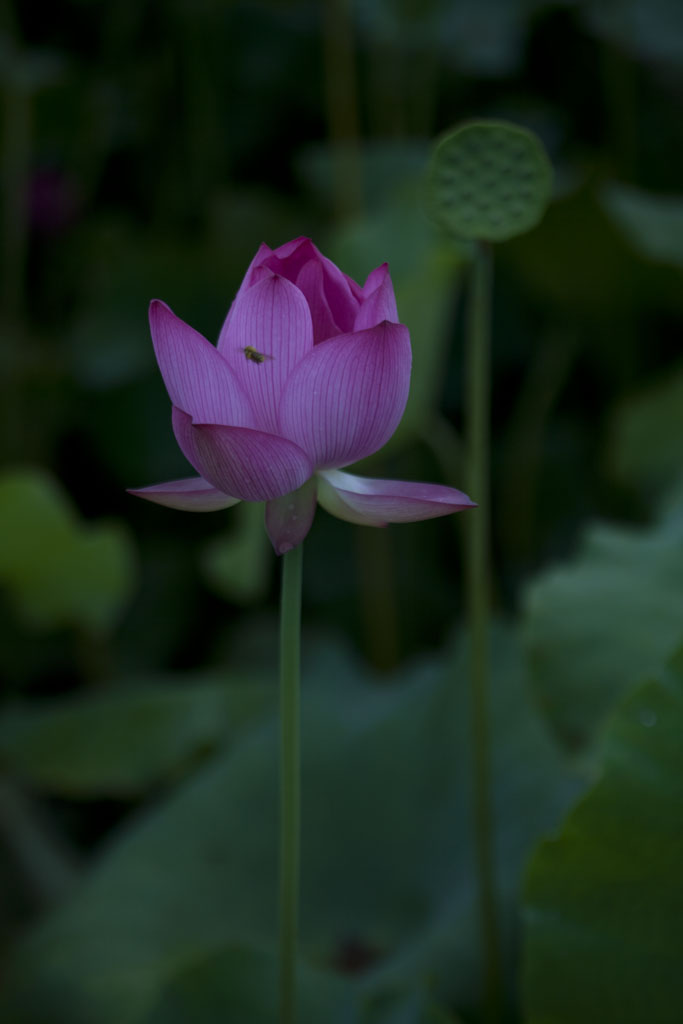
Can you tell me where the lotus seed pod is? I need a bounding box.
[428,120,553,243]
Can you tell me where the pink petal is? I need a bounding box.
[319,256,361,333]
[265,477,318,555]
[362,264,388,293]
[172,407,313,502]
[317,469,476,525]
[265,239,360,332]
[149,300,255,427]
[216,243,274,353]
[272,236,315,261]
[343,271,364,304]
[217,274,314,434]
[127,476,240,512]
[354,263,398,330]
[279,321,411,470]
[263,237,320,282]
[296,259,342,343]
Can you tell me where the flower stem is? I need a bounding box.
[279,542,303,1024]
[465,241,502,1021]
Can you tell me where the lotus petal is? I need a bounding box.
[317,468,476,525]
[218,274,314,434]
[173,407,313,502]
[262,236,320,282]
[127,477,240,512]
[216,243,273,351]
[265,477,318,554]
[149,300,255,427]
[279,321,411,470]
[354,263,398,330]
[296,259,342,342]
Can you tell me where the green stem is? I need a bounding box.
[465,242,502,1021]
[279,543,303,1024]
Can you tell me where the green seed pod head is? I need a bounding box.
[428,120,553,243]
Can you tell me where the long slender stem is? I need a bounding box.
[279,542,303,1024]
[465,241,502,1020]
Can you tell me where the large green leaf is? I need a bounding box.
[501,185,644,315]
[0,677,273,798]
[0,469,136,633]
[523,645,683,1024]
[0,626,578,1022]
[608,362,683,493]
[601,182,683,269]
[0,469,74,575]
[523,506,683,754]
[145,946,356,1024]
[145,945,450,1024]
[355,0,551,78]
[582,0,683,68]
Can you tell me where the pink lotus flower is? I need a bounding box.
[129,237,475,553]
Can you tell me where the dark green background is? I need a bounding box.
[1,1,682,1021]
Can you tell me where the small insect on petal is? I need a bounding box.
[243,346,274,364]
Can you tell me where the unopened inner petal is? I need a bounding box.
[296,259,342,343]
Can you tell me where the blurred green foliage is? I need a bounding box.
[1,0,683,1020]
[609,361,683,491]
[524,492,683,756]
[0,627,579,1022]
[0,673,272,797]
[0,468,135,633]
[523,645,683,1023]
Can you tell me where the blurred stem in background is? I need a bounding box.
[355,527,400,671]
[1,64,30,327]
[601,42,638,182]
[279,543,303,1024]
[465,241,502,1021]
[170,4,219,228]
[0,16,65,465]
[368,20,438,139]
[322,0,363,221]
[599,42,640,394]
[499,328,578,569]
[420,414,466,513]
[1,22,32,464]
[323,0,403,668]
[367,25,405,139]
[405,42,439,138]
